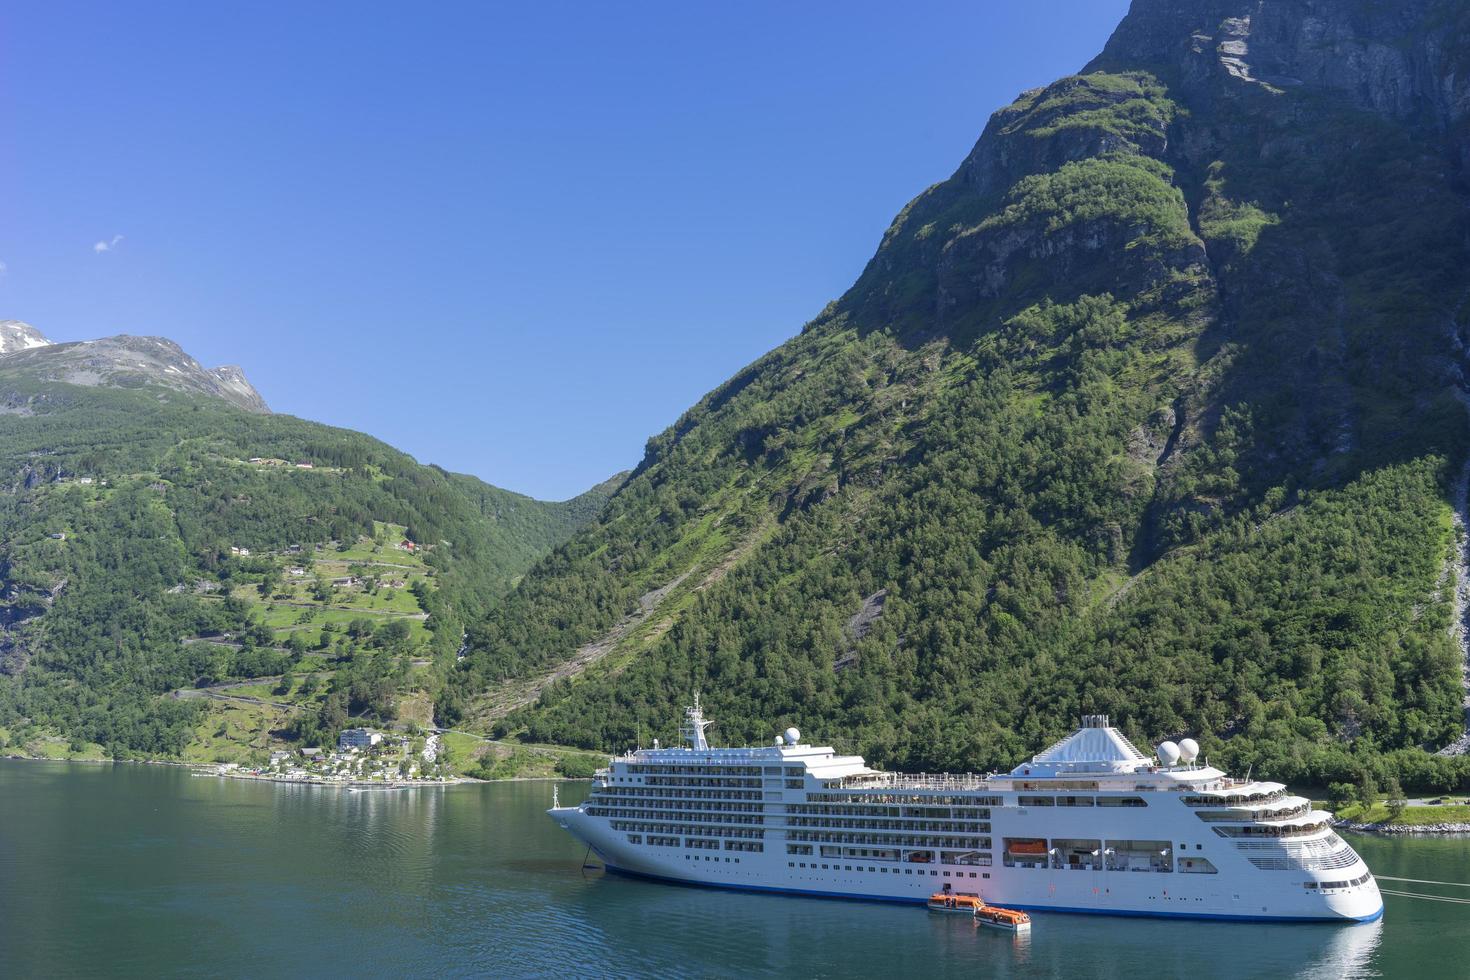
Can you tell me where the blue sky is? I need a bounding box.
[1,1,1131,500]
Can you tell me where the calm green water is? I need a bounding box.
[1,760,1467,979]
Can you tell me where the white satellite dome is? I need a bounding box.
[774,734,784,746]
[1157,740,1181,767]
[1178,738,1200,763]
[784,727,801,745]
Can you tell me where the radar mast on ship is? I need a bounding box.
[681,693,712,751]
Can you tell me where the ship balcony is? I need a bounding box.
[1193,800,1312,823]
[1210,813,1334,840]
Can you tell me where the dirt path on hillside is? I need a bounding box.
[470,570,693,724]
[466,519,772,727]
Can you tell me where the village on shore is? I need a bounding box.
[201,726,466,787]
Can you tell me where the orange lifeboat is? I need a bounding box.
[974,903,1032,933]
[927,892,984,914]
[1007,839,1048,856]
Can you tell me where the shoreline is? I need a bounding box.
[1337,820,1470,836]
[1,753,587,785]
[194,767,470,789]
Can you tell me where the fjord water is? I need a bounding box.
[1,760,1463,979]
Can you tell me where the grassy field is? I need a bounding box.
[1334,801,1470,824]
[440,731,490,769]
[321,522,428,565]
[434,729,606,780]
[252,601,430,644]
[182,699,293,764]
[236,582,428,617]
[5,730,110,761]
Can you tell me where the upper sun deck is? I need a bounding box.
[604,704,1268,798]
[616,742,874,779]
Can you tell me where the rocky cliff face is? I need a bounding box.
[0,332,270,413]
[208,364,271,414]
[1093,0,1470,167]
[0,321,53,355]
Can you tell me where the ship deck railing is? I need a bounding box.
[832,772,999,791]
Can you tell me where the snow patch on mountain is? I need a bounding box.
[0,321,53,354]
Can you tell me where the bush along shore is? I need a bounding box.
[1329,796,1470,834]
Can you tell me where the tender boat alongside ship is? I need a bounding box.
[548,701,1383,922]
[927,891,985,914]
[973,903,1031,933]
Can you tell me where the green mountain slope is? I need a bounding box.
[456,0,1470,791]
[0,340,615,758]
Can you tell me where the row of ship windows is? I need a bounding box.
[1016,796,1148,808]
[807,794,1003,807]
[622,765,806,776]
[789,805,991,819]
[589,799,765,814]
[623,765,767,776]
[786,818,990,833]
[626,834,765,852]
[642,778,763,789]
[789,863,990,880]
[1307,872,1372,890]
[594,810,764,826]
[787,834,992,851]
[610,821,764,839]
[783,843,989,860]
[998,838,1217,875]
[596,787,763,801]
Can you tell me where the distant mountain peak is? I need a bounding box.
[0,320,53,354]
[0,326,269,413]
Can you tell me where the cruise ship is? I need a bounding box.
[548,700,1383,922]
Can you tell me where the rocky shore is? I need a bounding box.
[1335,819,1470,835]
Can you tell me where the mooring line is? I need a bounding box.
[1375,875,1470,889]
[1380,888,1470,904]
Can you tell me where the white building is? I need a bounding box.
[338,728,383,751]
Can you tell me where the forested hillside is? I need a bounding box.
[0,353,616,759]
[454,0,1470,791]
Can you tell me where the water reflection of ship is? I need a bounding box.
[1297,916,1382,980]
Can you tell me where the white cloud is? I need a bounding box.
[93,234,124,254]
[0,260,7,275]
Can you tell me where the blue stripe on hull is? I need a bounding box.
[599,864,1383,925]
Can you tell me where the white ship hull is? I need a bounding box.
[550,708,1384,924]
[554,808,1382,922]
